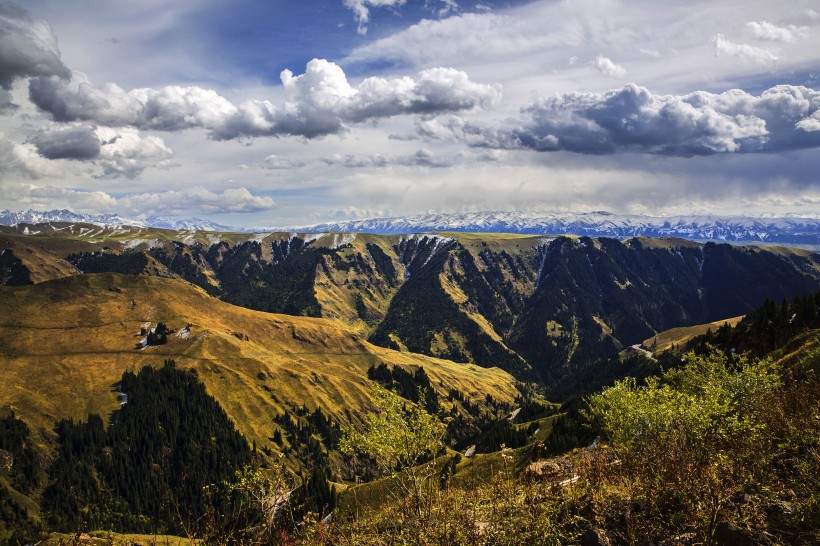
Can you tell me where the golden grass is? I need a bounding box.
[2,238,78,283]
[434,232,553,255]
[627,236,703,249]
[312,238,402,336]
[0,274,518,455]
[641,316,744,352]
[40,531,196,545]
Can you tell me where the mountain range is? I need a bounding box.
[3,209,820,245]
[0,208,235,232]
[2,220,820,543]
[297,210,820,245]
[4,222,819,398]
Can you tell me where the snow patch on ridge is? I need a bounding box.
[124,238,162,250]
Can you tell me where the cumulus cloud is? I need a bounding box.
[419,84,820,156]
[28,124,172,178]
[415,114,518,148]
[29,59,499,140]
[796,111,820,132]
[593,55,626,78]
[29,72,237,130]
[747,21,808,43]
[262,155,306,170]
[713,33,778,65]
[5,184,275,216]
[0,137,43,178]
[0,4,69,89]
[94,126,173,178]
[117,187,275,215]
[214,61,500,139]
[25,185,118,211]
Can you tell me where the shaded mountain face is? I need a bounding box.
[4,224,820,397]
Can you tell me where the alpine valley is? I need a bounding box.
[1,219,819,544]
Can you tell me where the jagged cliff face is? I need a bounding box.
[4,224,820,397]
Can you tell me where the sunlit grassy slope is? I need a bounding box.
[641,316,745,352]
[434,232,555,254]
[0,273,518,452]
[1,238,78,283]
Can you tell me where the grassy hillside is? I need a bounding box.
[5,225,819,402]
[641,315,744,352]
[0,273,518,455]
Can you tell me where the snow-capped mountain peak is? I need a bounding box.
[0,209,236,232]
[3,209,820,245]
[287,210,820,245]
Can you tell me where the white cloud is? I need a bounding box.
[344,0,406,34]
[215,61,500,139]
[117,186,275,215]
[328,206,387,220]
[345,11,554,69]
[29,72,237,130]
[796,111,820,132]
[342,0,459,34]
[94,126,173,178]
[0,5,69,89]
[3,183,275,216]
[747,21,808,43]
[593,55,626,78]
[436,0,458,17]
[419,84,820,156]
[0,137,49,179]
[262,155,306,170]
[713,33,778,65]
[323,148,455,168]
[29,59,499,141]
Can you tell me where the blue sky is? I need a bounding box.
[1,0,819,227]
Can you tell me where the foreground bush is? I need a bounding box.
[307,349,817,546]
[40,349,817,545]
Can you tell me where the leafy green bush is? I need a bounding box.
[340,387,446,523]
[582,349,805,542]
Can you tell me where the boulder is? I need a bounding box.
[713,522,774,546]
[580,527,611,546]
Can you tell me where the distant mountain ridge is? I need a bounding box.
[0,208,235,232]
[297,211,820,245]
[3,208,820,245]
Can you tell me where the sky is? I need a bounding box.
[0,0,819,227]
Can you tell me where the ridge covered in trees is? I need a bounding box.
[43,361,251,535]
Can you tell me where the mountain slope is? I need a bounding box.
[507,236,820,394]
[4,225,819,399]
[0,273,518,455]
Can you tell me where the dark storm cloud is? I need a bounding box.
[0,4,70,89]
[30,124,101,160]
[420,84,820,156]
